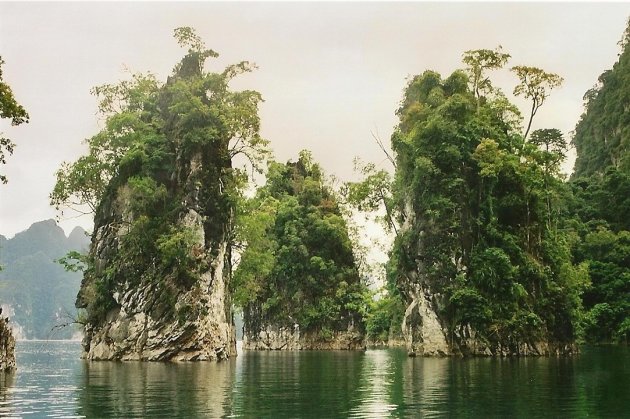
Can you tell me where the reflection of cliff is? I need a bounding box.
[348,350,399,416]
[231,351,365,417]
[402,356,450,414]
[76,360,235,417]
[0,367,16,417]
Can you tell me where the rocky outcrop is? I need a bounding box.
[402,284,450,357]
[399,281,579,357]
[78,169,237,361]
[242,298,365,351]
[67,32,267,362]
[0,313,16,371]
[79,208,236,361]
[243,322,364,351]
[398,203,577,357]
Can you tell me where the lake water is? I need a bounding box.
[0,341,628,418]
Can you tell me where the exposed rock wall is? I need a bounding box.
[398,202,577,357]
[399,278,578,357]
[402,284,450,356]
[77,150,237,361]
[242,322,365,351]
[242,305,364,351]
[0,315,16,371]
[80,208,236,361]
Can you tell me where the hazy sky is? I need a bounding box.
[0,2,628,238]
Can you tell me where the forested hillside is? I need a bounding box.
[568,18,630,343]
[0,220,89,339]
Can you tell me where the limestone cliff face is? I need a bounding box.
[77,151,237,361]
[400,278,578,357]
[397,201,578,358]
[66,34,266,361]
[0,316,16,371]
[242,310,364,351]
[401,283,450,356]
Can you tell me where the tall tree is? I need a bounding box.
[511,66,563,140]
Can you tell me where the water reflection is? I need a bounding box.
[77,359,235,417]
[231,350,366,417]
[0,371,16,416]
[400,354,450,417]
[3,342,630,417]
[348,349,398,417]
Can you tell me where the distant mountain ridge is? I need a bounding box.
[0,220,89,339]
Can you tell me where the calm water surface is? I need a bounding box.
[0,341,628,417]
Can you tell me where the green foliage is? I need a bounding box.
[234,151,369,334]
[0,56,29,184]
[511,66,563,139]
[56,250,88,273]
[365,289,405,342]
[462,46,510,101]
[566,19,630,344]
[568,225,630,343]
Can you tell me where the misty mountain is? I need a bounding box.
[0,220,89,339]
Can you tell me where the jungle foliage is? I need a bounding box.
[233,151,369,337]
[0,56,29,184]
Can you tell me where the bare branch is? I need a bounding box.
[371,129,396,169]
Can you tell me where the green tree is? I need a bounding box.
[511,66,563,140]
[462,46,510,105]
[0,56,29,184]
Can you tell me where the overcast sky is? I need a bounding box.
[0,1,628,238]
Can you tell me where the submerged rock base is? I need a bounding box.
[80,219,236,362]
[401,285,578,357]
[0,316,16,371]
[243,324,365,351]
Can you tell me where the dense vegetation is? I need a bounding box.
[349,48,589,353]
[233,151,368,339]
[50,28,267,326]
[0,220,88,339]
[567,19,630,344]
